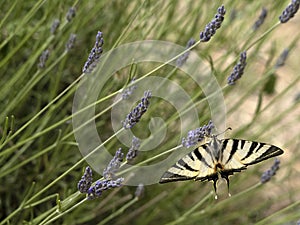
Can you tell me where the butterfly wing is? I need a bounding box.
[159,144,217,183]
[220,139,284,174]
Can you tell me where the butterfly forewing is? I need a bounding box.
[221,139,284,167]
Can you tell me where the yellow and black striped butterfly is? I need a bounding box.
[159,135,284,199]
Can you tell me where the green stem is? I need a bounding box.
[165,192,213,225]
[40,198,87,225]
[254,200,300,225]
[25,128,124,205]
[97,197,139,225]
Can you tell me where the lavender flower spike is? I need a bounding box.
[182,120,214,148]
[50,19,60,34]
[260,158,280,183]
[227,51,247,85]
[253,7,267,30]
[126,136,141,161]
[87,178,124,200]
[200,5,226,42]
[82,31,104,73]
[103,148,124,180]
[122,77,137,100]
[122,90,151,129]
[275,48,289,68]
[66,34,76,51]
[66,7,76,22]
[176,38,196,67]
[77,166,93,193]
[38,50,50,69]
[279,0,300,23]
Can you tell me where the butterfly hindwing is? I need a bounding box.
[159,144,216,183]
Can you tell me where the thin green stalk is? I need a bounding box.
[0,1,17,29]
[25,128,124,205]
[1,51,67,119]
[1,87,120,153]
[245,23,280,51]
[40,198,87,225]
[165,192,213,225]
[190,182,262,220]
[0,0,46,50]
[254,200,300,225]
[118,145,182,176]
[97,197,139,225]
[0,73,84,151]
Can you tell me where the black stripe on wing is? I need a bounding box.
[222,139,284,166]
[159,151,199,183]
[159,144,214,183]
[159,171,196,183]
[245,144,284,165]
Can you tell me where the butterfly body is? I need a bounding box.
[159,136,284,198]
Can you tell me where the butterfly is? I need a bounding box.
[159,135,284,199]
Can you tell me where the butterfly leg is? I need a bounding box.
[212,177,219,199]
[222,174,231,197]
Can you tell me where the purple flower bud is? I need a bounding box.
[77,166,93,193]
[279,0,300,23]
[122,91,151,129]
[103,148,124,180]
[82,31,104,73]
[227,51,247,85]
[200,5,226,42]
[182,120,214,148]
[261,158,280,183]
[66,34,76,51]
[253,8,267,30]
[176,38,196,67]
[126,136,141,161]
[66,7,76,22]
[38,50,50,69]
[50,19,60,34]
[275,48,289,68]
[122,78,137,100]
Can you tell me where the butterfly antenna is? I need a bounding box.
[215,127,232,137]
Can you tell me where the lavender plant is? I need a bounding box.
[1,1,299,225]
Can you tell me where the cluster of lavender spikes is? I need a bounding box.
[261,158,281,183]
[77,148,125,199]
[37,50,50,69]
[126,136,141,161]
[279,0,300,23]
[182,120,214,148]
[122,90,152,129]
[253,7,267,30]
[176,38,196,67]
[200,5,226,42]
[227,51,247,85]
[82,31,104,73]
